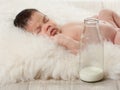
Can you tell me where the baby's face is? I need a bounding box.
[25,11,61,37]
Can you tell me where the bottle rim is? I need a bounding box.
[84,18,99,24]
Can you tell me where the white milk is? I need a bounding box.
[80,66,104,82]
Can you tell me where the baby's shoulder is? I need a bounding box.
[61,22,83,31]
[62,22,83,27]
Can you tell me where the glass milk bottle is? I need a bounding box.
[79,18,104,82]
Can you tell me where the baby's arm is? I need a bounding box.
[53,34,80,54]
[114,30,120,45]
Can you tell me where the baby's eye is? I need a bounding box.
[43,16,49,23]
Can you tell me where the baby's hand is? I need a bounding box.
[52,34,80,54]
[52,34,70,46]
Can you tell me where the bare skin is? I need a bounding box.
[25,9,120,54]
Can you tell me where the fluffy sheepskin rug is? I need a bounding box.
[0,0,120,85]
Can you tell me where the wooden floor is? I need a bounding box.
[0,79,120,90]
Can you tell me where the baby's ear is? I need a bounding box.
[114,31,120,45]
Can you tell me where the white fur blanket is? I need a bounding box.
[0,0,120,85]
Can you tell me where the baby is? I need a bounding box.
[14,9,120,54]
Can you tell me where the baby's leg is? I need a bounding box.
[112,10,120,28]
[98,9,120,28]
[114,29,120,45]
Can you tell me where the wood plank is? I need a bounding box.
[28,79,118,90]
[0,79,118,90]
[0,82,29,90]
[91,80,117,90]
[117,80,120,90]
[70,79,117,90]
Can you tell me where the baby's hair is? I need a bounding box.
[14,8,38,29]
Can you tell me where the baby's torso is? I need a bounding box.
[61,21,117,43]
